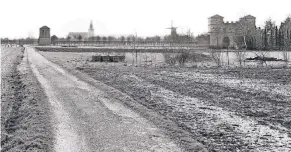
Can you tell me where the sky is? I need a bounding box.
[0,0,290,39]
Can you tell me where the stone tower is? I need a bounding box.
[38,26,51,45]
[88,21,94,38]
[239,15,256,29]
[208,14,224,47]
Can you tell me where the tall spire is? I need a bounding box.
[89,20,94,30]
[88,20,94,38]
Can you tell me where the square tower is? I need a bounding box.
[208,14,224,47]
[38,26,51,45]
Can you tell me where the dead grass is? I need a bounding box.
[1,48,54,152]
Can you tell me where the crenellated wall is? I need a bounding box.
[208,15,256,48]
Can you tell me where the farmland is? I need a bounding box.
[39,49,291,151]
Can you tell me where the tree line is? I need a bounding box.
[240,16,291,50]
[61,34,195,43]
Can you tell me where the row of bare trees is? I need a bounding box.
[85,35,194,43]
[62,31,195,43]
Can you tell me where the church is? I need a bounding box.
[67,21,94,40]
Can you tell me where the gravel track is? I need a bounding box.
[27,47,194,152]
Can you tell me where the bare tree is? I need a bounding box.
[282,43,289,67]
[66,36,71,41]
[235,50,246,67]
[283,30,290,67]
[210,50,223,67]
[238,23,250,50]
[102,36,107,41]
[120,36,125,42]
[126,36,131,42]
[96,36,101,41]
[254,52,268,66]
[282,51,289,61]
[253,28,264,50]
[280,16,291,67]
[78,35,82,41]
[178,49,190,66]
[265,18,276,50]
[108,36,114,42]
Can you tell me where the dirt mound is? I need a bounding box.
[246,56,284,61]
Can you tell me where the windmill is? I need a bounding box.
[166,20,178,41]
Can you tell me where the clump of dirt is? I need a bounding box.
[1,47,54,152]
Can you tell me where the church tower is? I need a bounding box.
[88,21,94,38]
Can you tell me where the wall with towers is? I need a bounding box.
[208,14,256,48]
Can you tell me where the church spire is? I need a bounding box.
[88,20,94,38]
[89,20,94,30]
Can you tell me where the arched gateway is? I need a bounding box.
[222,37,230,48]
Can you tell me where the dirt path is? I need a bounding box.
[26,47,187,152]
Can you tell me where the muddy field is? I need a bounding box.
[40,51,291,151]
[1,47,53,152]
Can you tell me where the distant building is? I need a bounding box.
[67,21,94,41]
[195,34,210,45]
[88,21,94,38]
[38,26,51,45]
[67,32,88,41]
[166,21,179,42]
[208,14,256,48]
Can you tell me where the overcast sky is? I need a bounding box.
[1,0,290,39]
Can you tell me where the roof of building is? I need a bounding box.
[68,32,88,35]
[68,32,89,38]
[209,14,224,19]
[241,15,256,19]
[40,26,50,29]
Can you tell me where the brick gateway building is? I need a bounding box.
[208,14,256,48]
